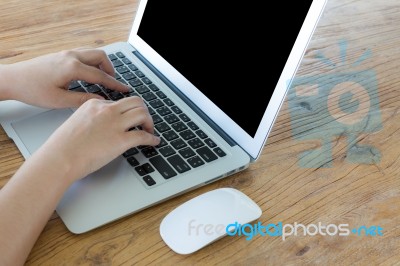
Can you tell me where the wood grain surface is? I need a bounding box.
[1,0,399,265]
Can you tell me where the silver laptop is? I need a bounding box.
[0,0,326,233]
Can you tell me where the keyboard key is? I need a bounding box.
[142,77,152,85]
[197,146,218,162]
[116,52,125,58]
[171,122,187,132]
[152,114,163,124]
[163,98,174,106]
[156,91,167,99]
[180,130,196,140]
[142,147,158,158]
[187,156,205,168]
[179,147,196,159]
[143,175,156,186]
[142,163,155,173]
[142,92,157,101]
[155,122,171,133]
[213,147,226,157]
[195,130,208,139]
[122,57,132,65]
[116,66,130,74]
[115,73,122,80]
[148,107,156,115]
[109,91,123,101]
[149,155,177,179]
[123,147,139,157]
[167,155,191,173]
[156,106,172,116]
[127,156,140,167]
[129,79,143,87]
[122,72,136,80]
[163,130,179,141]
[149,99,164,108]
[164,114,179,124]
[135,166,147,176]
[128,64,139,71]
[135,85,150,94]
[204,138,217,148]
[159,146,176,157]
[188,138,204,149]
[170,139,187,150]
[179,113,190,122]
[148,84,159,91]
[171,106,182,114]
[108,54,118,61]
[187,121,199,130]
[135,70,145,78]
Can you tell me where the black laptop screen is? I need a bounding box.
[138,1,313,137]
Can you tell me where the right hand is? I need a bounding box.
[37,96,160,183]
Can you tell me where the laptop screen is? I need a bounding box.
[137,1,313,137]
[129,0,326,159]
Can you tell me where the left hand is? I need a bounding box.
[1,48,129,108]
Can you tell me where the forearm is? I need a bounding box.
[0,147,74,265]
[0,64,15,101]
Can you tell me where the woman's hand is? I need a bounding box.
[39,96,160,183]
[0,49,129,108]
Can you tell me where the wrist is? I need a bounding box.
[29,144,78,190]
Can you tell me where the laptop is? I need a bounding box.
[0,0,326,233]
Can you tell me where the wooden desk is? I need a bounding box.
[1,0,399,264]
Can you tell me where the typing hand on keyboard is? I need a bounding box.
[42,96,161,182]
[1,48,129,109]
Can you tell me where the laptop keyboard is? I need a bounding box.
[68,51,226,187]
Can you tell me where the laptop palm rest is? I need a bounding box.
[11,109,73,154]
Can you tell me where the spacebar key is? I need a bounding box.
[149,155,177,179]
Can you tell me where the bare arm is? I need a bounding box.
[0,50,159,265]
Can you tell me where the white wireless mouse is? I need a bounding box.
[159,188,262,255]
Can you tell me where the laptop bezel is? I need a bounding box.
[128,0,327,160]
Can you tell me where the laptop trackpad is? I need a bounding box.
[11,109,73,154]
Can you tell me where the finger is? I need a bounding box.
[113,96,147,114]
[54,91,104,108]
[124,130,160,149]
[73,63,129,92]
[121,106,154,134]
[73,49,115,77]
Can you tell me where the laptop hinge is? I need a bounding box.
[133,51,236,147]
